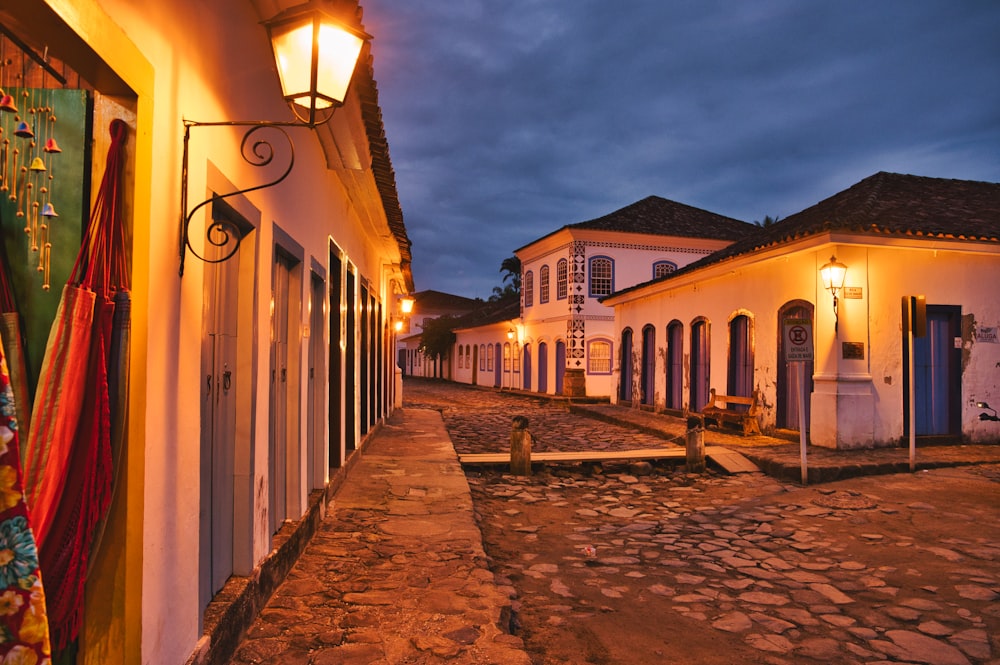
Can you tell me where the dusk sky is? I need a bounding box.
[361,2,1000,299]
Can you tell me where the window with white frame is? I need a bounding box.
[539,265,550,303]
[556,258,568,300]
[588,339,612,374]
[589,256,613,297]
[480,344,486,371]
[653,260,677,279]
[524,270,534,307]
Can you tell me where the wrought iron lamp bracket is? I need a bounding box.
[179,119,306,276]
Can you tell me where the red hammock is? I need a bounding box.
[23,119,129,651]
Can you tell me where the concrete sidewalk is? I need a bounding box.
[225,408,530,665]
[571,402,1000,483]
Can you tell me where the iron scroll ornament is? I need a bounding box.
[179,120,298,276]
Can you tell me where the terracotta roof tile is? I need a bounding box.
[606,172,1000,300]
[569,195,756,241]
[413,289,480,312]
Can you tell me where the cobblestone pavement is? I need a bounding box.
[226,409,532,665]
[223,379,999,665]
[407,379,1000,664]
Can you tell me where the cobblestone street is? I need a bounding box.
[406,379,1000,665]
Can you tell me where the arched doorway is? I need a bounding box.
[777,301,814,431]
[619,328,634,402]
[555,341,566,395]
[690,319,709,411]
[727,314,753,399]
[538,342,548,393]
[641,324,656,406]
[523,343,532,391]
[666,321,683,410]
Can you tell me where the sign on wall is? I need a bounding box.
[783,318,813,362]
[975,326,998,343]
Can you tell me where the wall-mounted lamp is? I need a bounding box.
[506,328,516,341]
[400,296,415,315]
[819,255,848,334]
[179,0,371,275]
[393,319,404,333]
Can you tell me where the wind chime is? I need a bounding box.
[0,47,61,291]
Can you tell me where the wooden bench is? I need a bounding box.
[702,389,761,436]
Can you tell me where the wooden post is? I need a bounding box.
[510,415,532,476]
[686,415,705,473]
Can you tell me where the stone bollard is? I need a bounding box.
[510,415,532,476]
[686,415,705,473]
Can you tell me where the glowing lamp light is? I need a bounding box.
[819,255,848,334]
[266,2,371,127]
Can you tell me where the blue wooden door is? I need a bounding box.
[555,341,565,395]
[538,342,548,393]
[523,343,532,391]
[912,306,961,436]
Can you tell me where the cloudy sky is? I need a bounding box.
[360,1,1000,299]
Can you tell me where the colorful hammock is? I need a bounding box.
[0,344,52,662]
[22,119,129,651]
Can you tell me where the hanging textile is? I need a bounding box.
[22,119,128,651]
[20,277,94,547]
[0,345,52,663]
[0,239,31,446]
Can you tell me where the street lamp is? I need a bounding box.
[819,255,848,334]
[179,0,372,275]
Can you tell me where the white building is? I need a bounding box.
[450,296,521,389]
[0,2,413,664]
[396,289,479,378]
[603,172,1000,449]
[514,196,755,397]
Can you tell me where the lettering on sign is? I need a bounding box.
[842,342,865,360]
[844,286,863,299]
[783,318,813,362]
[975,326,999,343]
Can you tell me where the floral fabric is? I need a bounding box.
[0,346,50,664]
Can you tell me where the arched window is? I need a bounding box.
[486,343,494,370]
[539,265,550,303]
[653,261,677,280]
[479,344,486,371]
[556,258,568,300]
[588,339,613,374]
[524,270,534,307]
[503,342,512,372]
[589,256,614,297]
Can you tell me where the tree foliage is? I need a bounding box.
[490,255,521,302]
[418,315,457,362]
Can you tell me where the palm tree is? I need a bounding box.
[500,256,521,290]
